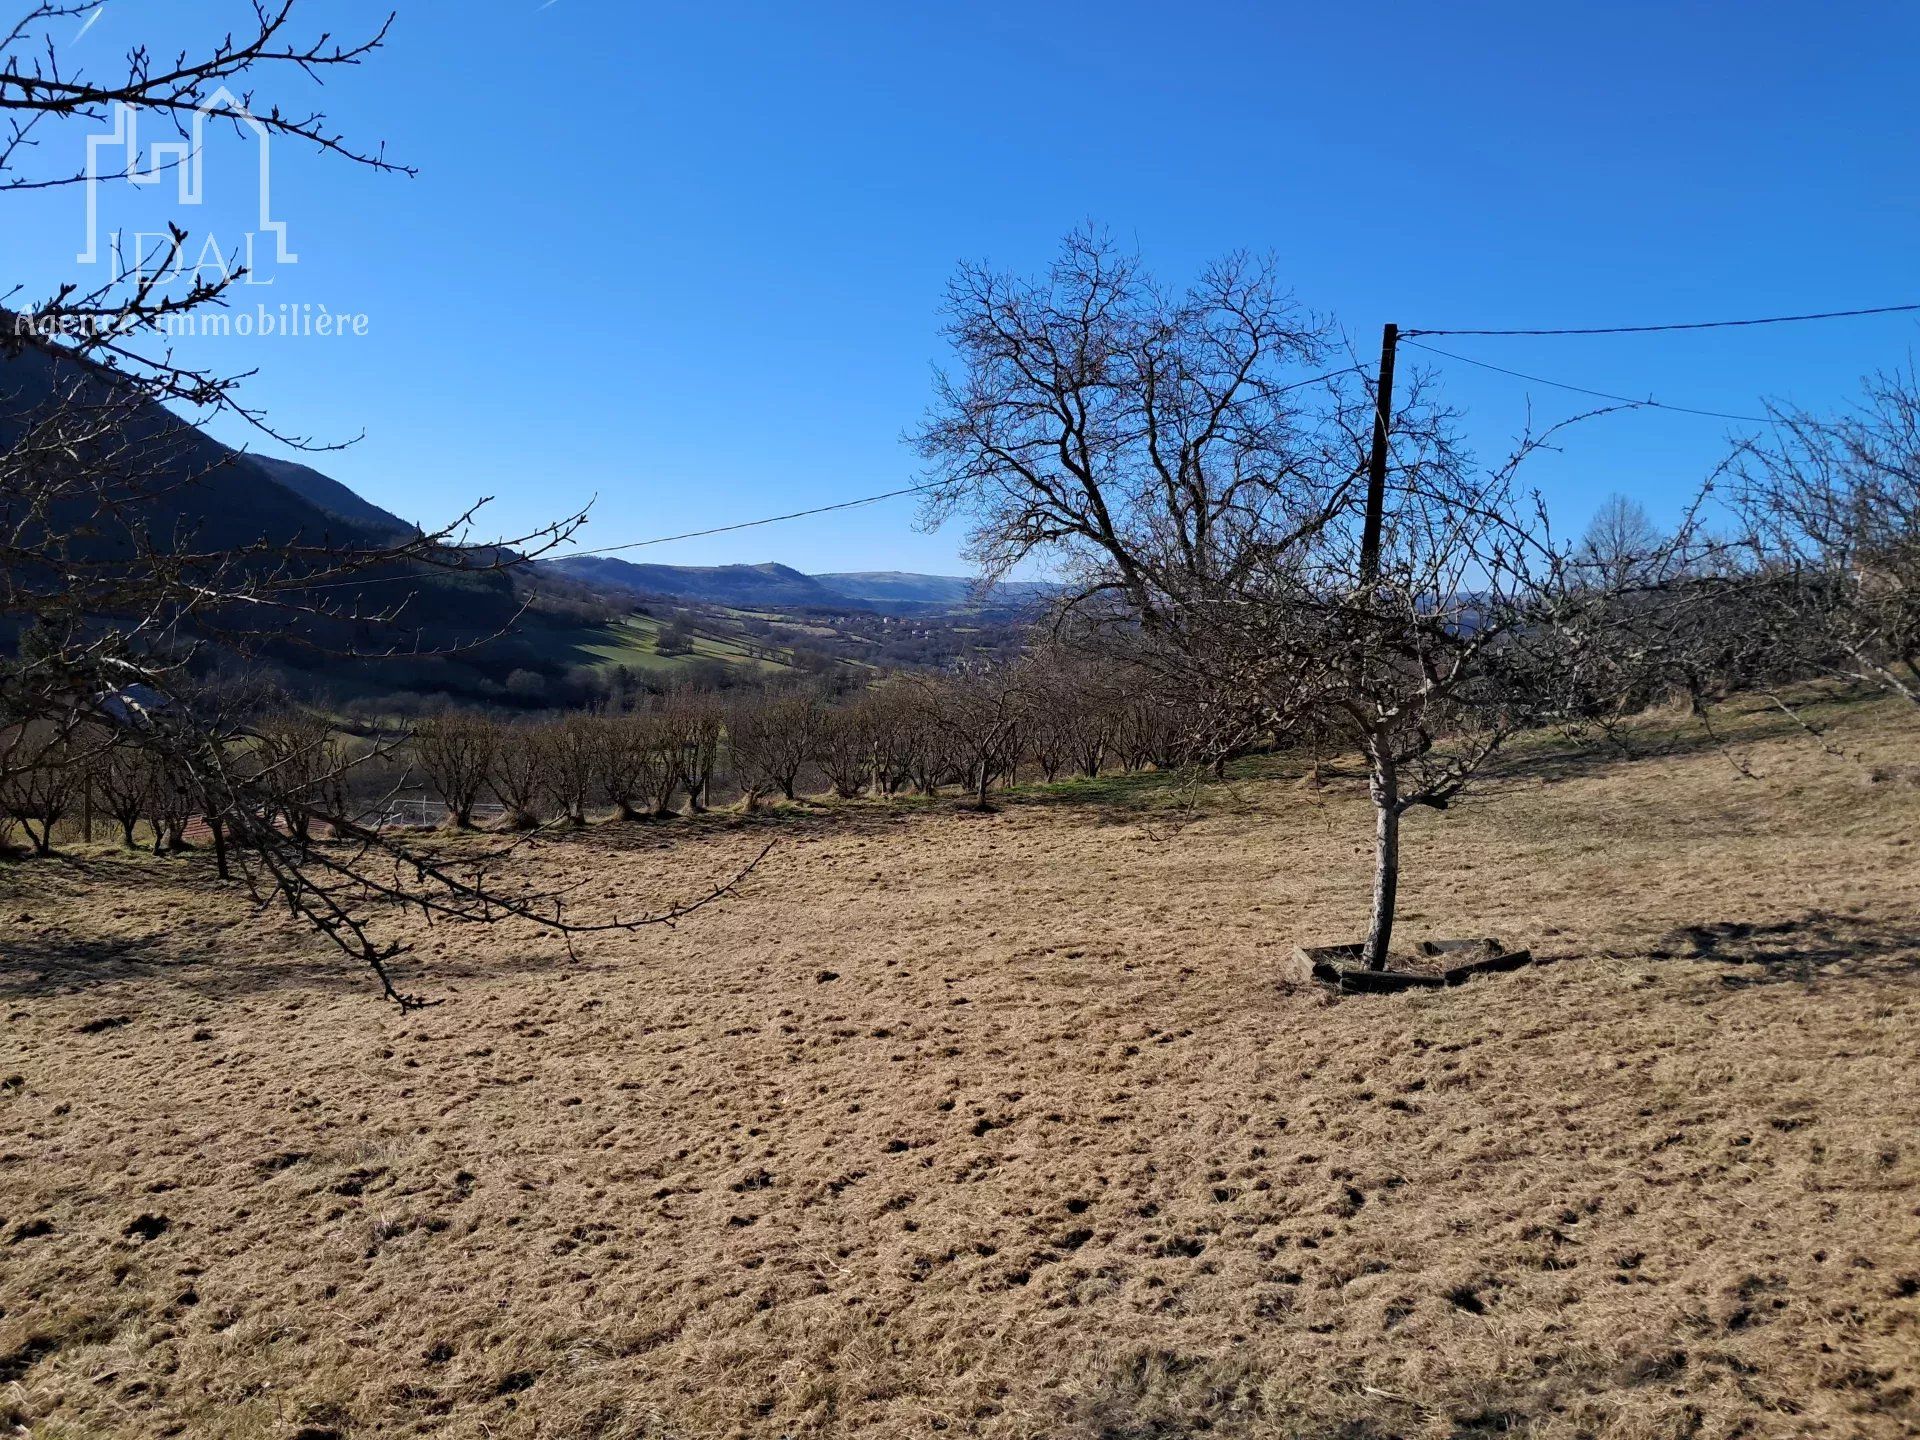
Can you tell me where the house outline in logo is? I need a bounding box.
[78,86,295,268]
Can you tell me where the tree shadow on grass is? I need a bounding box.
[998,755,1315,825]
[0,920,614,1008]
[0,806,933,1009]
[1,845,634,1007]
[1646,909,1920,987]
[1495,686,1897,788]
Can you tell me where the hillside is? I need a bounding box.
[545,555,1060,616]
[1,342,1042,705]
[0,341,396,560]
[252,455,416,539]
[0,341,535,653]
[817,570,1059,610]
[547,557,839,608]
[3,695,1916,1437]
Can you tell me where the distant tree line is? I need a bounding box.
[0,648,1248,855]
[410,647,1241,827]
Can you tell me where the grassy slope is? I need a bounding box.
[536,612,796,676]
[3,692,1918,1439]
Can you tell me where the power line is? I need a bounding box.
[566,363,1366,559]
[1404,301,1920,339]
[283,342,1769,602]
[295,482,951,592]
[570,482,943,559]
[1399,338,1778,423]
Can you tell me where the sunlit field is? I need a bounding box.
[5,696,1918,1439]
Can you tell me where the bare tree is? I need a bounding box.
[1055,656,1122,778]
[666,686,722,812]
[415,713,498,829]
[859,685,922,796]
[534,715,599,827]
[1020,672,1071,782]
[1576,494,1665,591]
[917,229,1660,970]
[145,753,199,855]
[914,667,1027,811]
[0,722,77,854]
[1219,469,1605,968]
[597,712,652,821]
[253,712,347,844]
[638,711,683,818]
[0,4,761,1005]
[817,702,872,799]
[92,736,158,848]
[726,690,820,803]
[488,723,544,830]
[1730,367,1920,712]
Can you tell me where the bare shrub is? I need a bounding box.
[913,667,1027,811]
[534,715,601,827]
[488,723,545,830]
[0,724,79,855]
[93,739,160,849]
[817,703,873,800]
[726,690,822,803]
[415,714,498,829]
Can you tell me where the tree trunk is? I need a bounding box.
[1363,746,1400,971]
[210,816,229,880]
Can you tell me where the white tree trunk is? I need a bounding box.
[1363,745,1400,971]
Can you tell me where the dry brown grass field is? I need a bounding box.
[4,695,1919,1440]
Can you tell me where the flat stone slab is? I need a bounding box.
[1291,938,1536,993]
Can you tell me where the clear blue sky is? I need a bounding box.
[7,1,1918,575]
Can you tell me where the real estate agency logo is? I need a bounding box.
[78,86,293,287]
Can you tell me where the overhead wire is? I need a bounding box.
[275,298,1903,599]
[1403,301,1920,339]
[1398,338,1780,423]
[296,361,1374,591]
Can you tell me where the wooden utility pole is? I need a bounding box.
[1359,322,1398,583]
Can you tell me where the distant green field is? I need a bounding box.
[546,614,795,675]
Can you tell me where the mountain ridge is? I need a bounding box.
[0,341,1052,623]
[544,554,1058,615]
